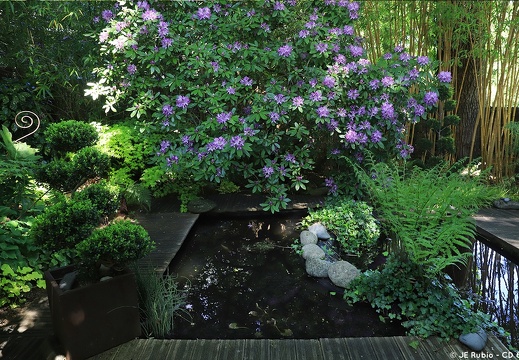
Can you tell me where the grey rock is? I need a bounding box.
[59,271,77,292]
[327,261,360,288]
[300,230,318,245]
[493,198,519,210]
[459,328,488,351]
[100,276,113,282]
[302,244,325,260]
[308,222,331,239]
[305,257,332,277]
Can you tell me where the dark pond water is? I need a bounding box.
[463,237,519,349]
[168,213,519,346]
[168,213,405,339]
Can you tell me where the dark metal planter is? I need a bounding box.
[44,265,141,360]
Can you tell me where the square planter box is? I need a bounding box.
[45,265,141,360]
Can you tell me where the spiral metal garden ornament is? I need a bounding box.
[13,111,40,142]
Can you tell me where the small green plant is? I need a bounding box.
[217,180,241,194]
[344,252,508,340]
[76,219,154,279]
[134,270,190,338]
[301,198,380,260]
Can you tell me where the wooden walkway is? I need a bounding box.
[474,208,519,262]
[135,212,199,275]
[89,336,509,360]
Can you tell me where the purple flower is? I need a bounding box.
[381,76,394,87]
[216,111,232,124]
[325,177,338,195]
[381,102,395,119]
[371,130,383,143]
[292,96,304,107]
[278,44,293,57]
[423,91,439,106]
[347,89,359,100]
[299,29,310,38]
[285,153,296,163]
[316,106,330,118]
[263,166,274,178]
[269,112,280,123]
[309,78,318,87]
[438,71,452,83]
[230,135,245,150]
[158,21,169,37]
[337,108,347,117]
[309,91,323,102]
[244,127,255,136]
[399,53,411,62]
[414,104,425,118]
[99,31,109,42]
[207,137,227,152]
[159,140,170,154]
[408,68,420,80]
[176,95,190,109]
[101,10,114,22]
[261,22,270,32]
[343,25,354,36]
[161,38,172,48]
[315,42,328,54]
[383,53,392,60]
[273,1,286,10]
[274,94,287,104]
[167,155,178,166]
[349,45,363,57]
[417,56,429,65]
[127,64,137,75]
[344,129,358,143]
[322,76,335,88]
[240,76,253,86]
[137,1,150,10]
[197,7,211,20]
[142,9,159,21]
[226,87,235,94]
[334,54,346,65]
[394,45,404,53]
[162,104,173,117]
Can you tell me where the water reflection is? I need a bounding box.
[462,237,519,349]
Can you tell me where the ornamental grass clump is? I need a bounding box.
[86,0,451,212]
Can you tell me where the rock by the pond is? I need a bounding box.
[308,222,331,240]
[300,230,318,245]
[59,271,78,292]
[100,276,113,282]
[302,244,325,260]
[327,261,360,288]
[305,257,332,277]
[493,198,519,210]
[459,328,488,351]
[187,198,217,213]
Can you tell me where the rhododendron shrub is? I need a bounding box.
[86,0,451,212]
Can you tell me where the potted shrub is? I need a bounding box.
[32,185,154,359]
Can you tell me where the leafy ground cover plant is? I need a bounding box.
[86,0,451,212]
[301,198,380,262]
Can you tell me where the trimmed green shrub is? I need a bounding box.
[31,199,101,252]
[74,182,120,218]
[44,120,98,154]
[76,219,154,276]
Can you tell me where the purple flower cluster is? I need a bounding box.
[176,95,190,109]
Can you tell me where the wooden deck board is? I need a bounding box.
[474,208,519,262]
[320,337,352,360]
[368,336,409,359]
[294,338,323,360]
[134,212,199,275]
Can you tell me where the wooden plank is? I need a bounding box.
[269,339,298,360]
[474,208,519,261]
[190,339,219,360]
[343,337,377,360]
[243,339,270,360]
[368,336,407,360]
[294,338,323,360]
[487,335,511,353]
[393,336,434,360]
[320,338,352,360]
[216,339,246,360]
[166,339,195,360]
[135,213,199,275]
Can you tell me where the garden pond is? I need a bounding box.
[168,213,518,347]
